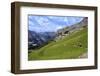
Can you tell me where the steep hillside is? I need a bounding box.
[28,28,88,60]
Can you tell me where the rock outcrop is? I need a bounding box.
[56,17,88,37]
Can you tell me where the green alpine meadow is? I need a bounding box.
[28,28,87,60]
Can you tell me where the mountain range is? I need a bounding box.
[28,30,56,49]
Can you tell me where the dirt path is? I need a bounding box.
[79,52,88,58]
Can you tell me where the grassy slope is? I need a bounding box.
[28,28,88,60]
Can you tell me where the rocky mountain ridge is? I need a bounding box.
[56,17,88,38]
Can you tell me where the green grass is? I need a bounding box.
[28,28,88,60]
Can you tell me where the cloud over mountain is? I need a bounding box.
[28,15,84,32]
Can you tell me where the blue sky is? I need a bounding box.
[28,15,84,32]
